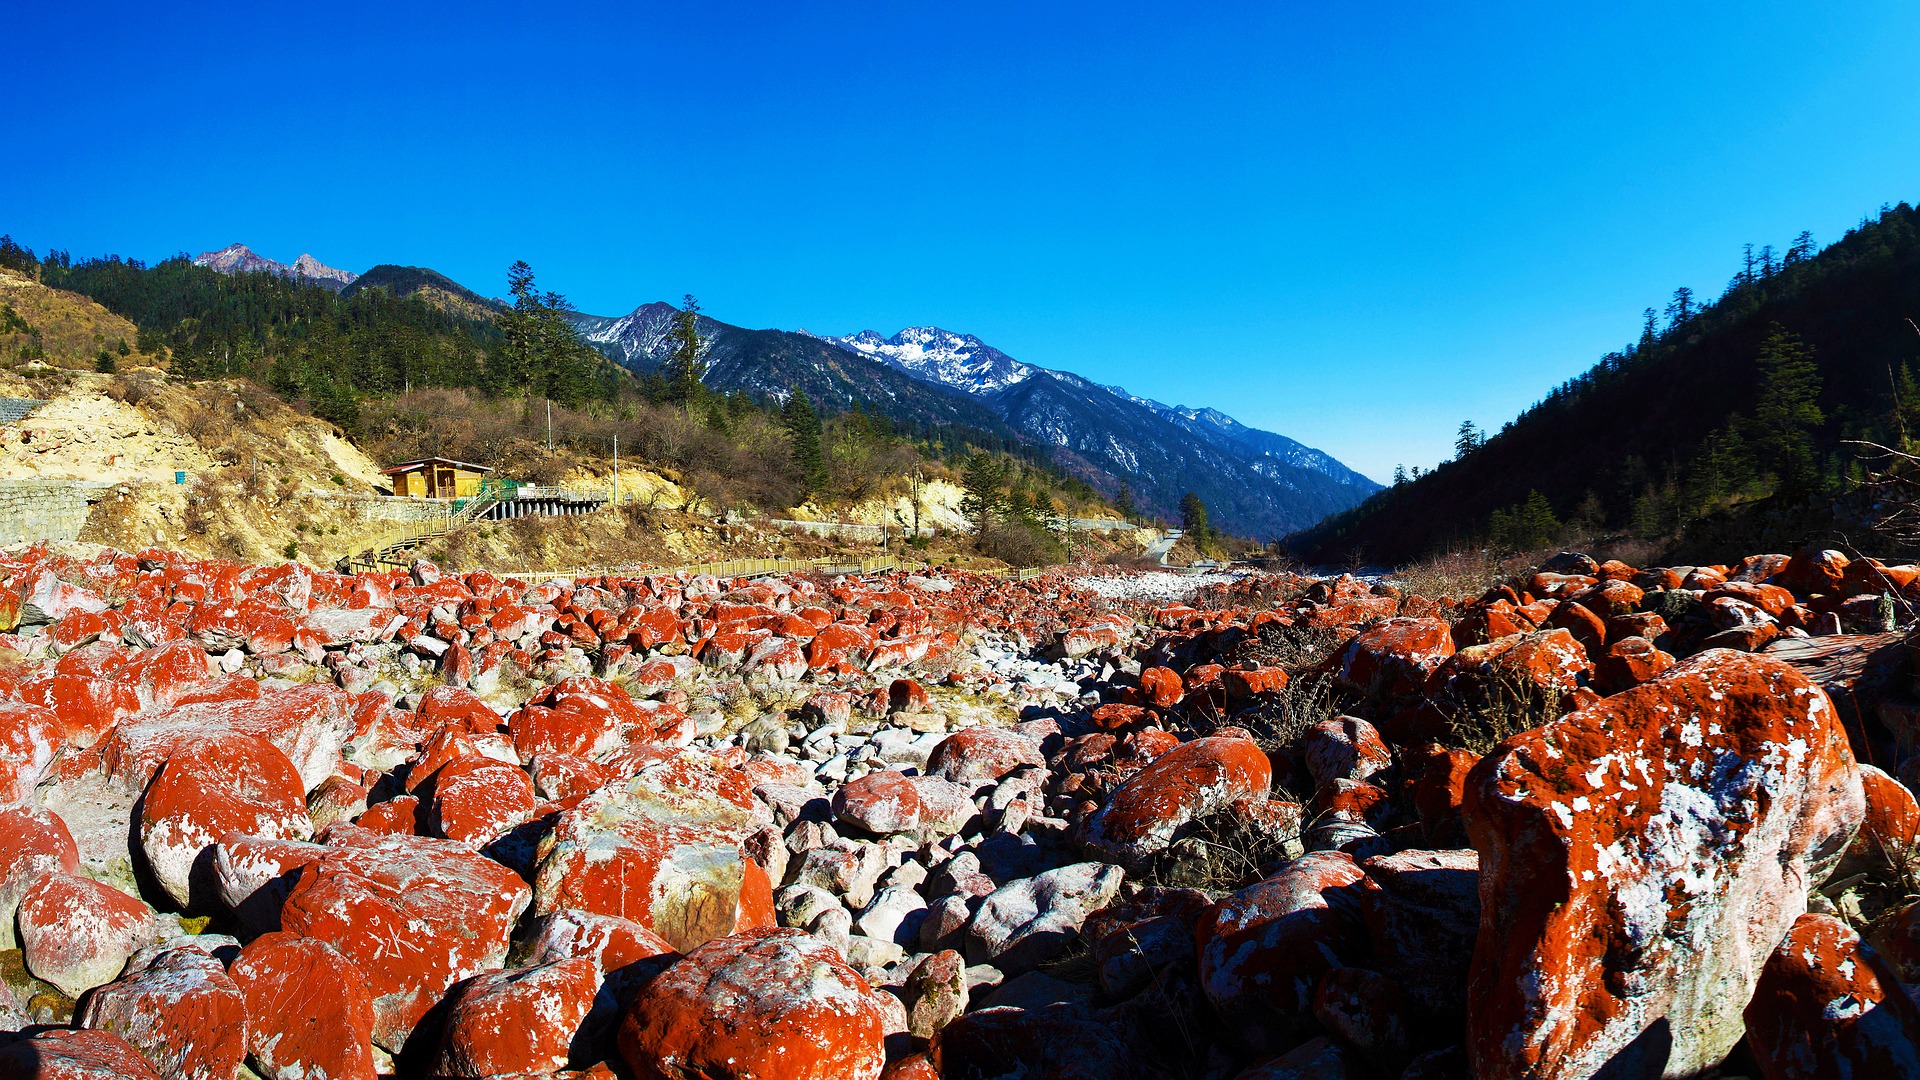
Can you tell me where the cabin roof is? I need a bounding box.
[380,457,494,475]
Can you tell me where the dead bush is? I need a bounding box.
[1442,672,1564,756]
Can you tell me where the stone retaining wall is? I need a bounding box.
[0,480,92,545]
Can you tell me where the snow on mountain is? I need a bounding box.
[820,327,1034,394]
[820,326,1378,492]
[192,244,358,291]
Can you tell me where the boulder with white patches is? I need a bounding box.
[435,958,601,1077]
[1079,736,1272,871]
[76,946,248,1080]
[1745,911,1920,1078]
[1463,649,1865,1079]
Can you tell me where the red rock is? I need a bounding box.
[1436,628,1591,705]
[278,826,532,1050]
[1593,634,1674,694]
[1451,599,1533,649]
[118,640,215,711]
[0,1028,164,1079]
[1777,547,1851,598]
[1407,746,1478,847]
[509,675,659,761]
[532,759,770,952]
[211,834,326,935]
[888,678,931,713]
[1301,715,1390,786]
[527,908,678,980]
[437,957,600,1077]
[0,804,80,950]
[355,794,421,834]
[77,946,247,1080]
[16,871,156,997]
[139,735,314,909]
[230,932,379,1080]
[0,700,60,801]
[1844,763,1920,877]
[834,768,925,835]
[1197,850,1369,1054]
[617,927,887,1080]
[1745,912,1920,1078]
[1090,702,1155,731]
[926,727,1045,787]
[1222,666,1291,701]
[1138,666,1184,708]
[1082,736,1271,871]
[1463,649,1866,1079]
[428,754,538,846]
[1231,1037,1368,1080]
[1337,617,1454,697]
[86,681,356,793]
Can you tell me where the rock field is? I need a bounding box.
[2,543,1920,1078]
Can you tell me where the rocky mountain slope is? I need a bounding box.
[0,541,1912,1078]
[826,326,1380,494]
[582,308,1376,537]
[191,244,357,291]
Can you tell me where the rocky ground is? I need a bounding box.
[1,543,1919,1079]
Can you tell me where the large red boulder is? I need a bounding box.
[533,757,771,952]
[0,804,80,951]
[138,735,314,909]
[17,871,156,997]
[926,727,1045,787]
[1197,850,1369,1055]
[76,946,248,1080]
[1463,650,1866,1079]
[278,825,532,1050]
[0,1028,163,1080]
[617,927,888,1080]
[1337,617,1455,697]
[1746,912,1920,1078]
[436,958,601,1077]
[509,675,665,761]
[1081,736,1271,871]
[230,932,379,1080]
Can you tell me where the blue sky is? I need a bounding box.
[6,2,1919,481]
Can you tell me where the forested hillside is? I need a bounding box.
[1293,202,1920,565]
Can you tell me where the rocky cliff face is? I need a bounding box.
[191,244,358,292]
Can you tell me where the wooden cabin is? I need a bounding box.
[382,457,493,499]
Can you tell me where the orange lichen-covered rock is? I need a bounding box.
[1080,736,1271,871]
[278,826,531,1050]
[833,768,924,835]
[426,754,537,846]
[532,758,771,952]
[230,932,379,1080]
[0,804,80,951]
[926,727,1045,787]
[1463,649,1865,1080]
[436,958,601,1077]
[1435,629,1591,709]
[138,735,314,909]
[17,871,156,998]
[1301,715,1390,786]
[1197,850,1369,1055]
[1745,912,1920,1078]
[1842,763,1920,878]
[1337,617,1454,697]
[1593,635,1674,695]
[617,927,887,1080]
[77,947,248,1080]
[1138,665,1184,708]
[0,1028,164,1080]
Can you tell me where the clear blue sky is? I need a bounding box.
[6,2,1919,481]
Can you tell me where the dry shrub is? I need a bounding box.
[1231,619,1353,674]
[104,371,161,407]
[1442,672,1564,756]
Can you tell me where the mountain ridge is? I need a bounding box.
[192,243,357,291]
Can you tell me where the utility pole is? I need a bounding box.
[546,400,553,450]
[612,434,619,508]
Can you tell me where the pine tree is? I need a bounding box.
[782,389,826,494]
[1112,482,1136,522]
[1454,421,1482,459]
[960,453,1008,542]
[663,294,707,407]
[1748,325,1824,495]
[1665,286,1695,328]
[1179,492,1210,543]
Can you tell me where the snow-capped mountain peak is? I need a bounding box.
[192,244,358,291]
[824,326,1035,394]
